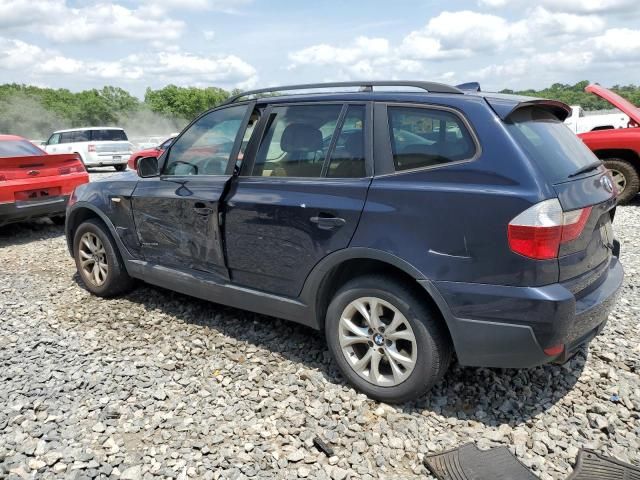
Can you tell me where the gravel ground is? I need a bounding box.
[1,171,639,479]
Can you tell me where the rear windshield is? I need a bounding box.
[0,140,43,158]
[505,108,598,183]
[90,129,128,141]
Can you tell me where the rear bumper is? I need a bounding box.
[0,195,70,226]
[85,154,129,167]
[426,256,624,368]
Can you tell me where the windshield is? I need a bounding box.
[0,140,44,158]
[505,108,599,183]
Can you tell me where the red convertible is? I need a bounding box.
[0,135,89,226]
[579,84,640,204]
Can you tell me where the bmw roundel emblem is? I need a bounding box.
[601,175,614,193]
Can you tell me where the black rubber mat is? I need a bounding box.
[424,443,538,480]
[567,449,640,480]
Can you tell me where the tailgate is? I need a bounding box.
[554,169,617,290]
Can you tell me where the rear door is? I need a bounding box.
[505,108,617,285]
[224,102,372,297]
[131,103,252,279]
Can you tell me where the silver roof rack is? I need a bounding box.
[224,81,464,104]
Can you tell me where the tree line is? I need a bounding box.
[0,81,638,139]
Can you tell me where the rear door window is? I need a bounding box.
[505,108,598,183]
[387,106,477,171]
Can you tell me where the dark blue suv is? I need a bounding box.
[65,81,624,403]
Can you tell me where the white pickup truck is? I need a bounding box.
[564,106,629,133]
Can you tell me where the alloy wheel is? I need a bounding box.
[78,232,108,287]
[338,296,417,387]
[609,168,627,195]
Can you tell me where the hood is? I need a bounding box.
[586,84,640,125]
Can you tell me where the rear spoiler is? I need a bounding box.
[483,96,572,122]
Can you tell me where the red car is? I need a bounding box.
[0,135,89,226]
[578,84,640,204]
[127,136,176,171]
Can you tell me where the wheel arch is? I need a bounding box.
[302,248,452,340]
[593,148,640,166]
[65,203,126,259]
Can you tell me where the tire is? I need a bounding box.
[50,215,65,226]
[115,165,127,172]
[325,275,452,403]
[73,218,134,297]
[603,158,639,204]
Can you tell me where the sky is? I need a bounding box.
[0,0,639,97]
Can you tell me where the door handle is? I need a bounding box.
[193,202,213,216]
[310,215,346,230]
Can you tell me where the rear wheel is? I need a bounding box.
[325,275,452,403]
[115,165,126,172]
[73,219,134,297]
[603,158,639,204]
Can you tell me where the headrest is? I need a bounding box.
[281,123,323,153]
[344,132,364,158]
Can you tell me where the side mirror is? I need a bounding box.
[137,156,159,178]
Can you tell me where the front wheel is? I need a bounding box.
[73,219,134,297]
[325,275,452,403]
[603,158,639,204]
[115,164,127,172]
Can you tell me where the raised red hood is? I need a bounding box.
[586,84,640,125]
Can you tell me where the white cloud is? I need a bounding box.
[289,36,390,66]
[539,0,637,14]
[0,0,65,28]
[478,0,508,6]
[0,37,257,88]
[0,38,46,69]
[148,0,253,12]
[41,4,184,43]
[203,30,216,41]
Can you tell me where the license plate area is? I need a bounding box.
[15,187,61,201]
[112,156,122,161]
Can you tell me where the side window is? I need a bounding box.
[252,104,342,177]
[163,105,248,176]
[236,107,263,168]
[71,130,89,142]
[387,107,476,171]
[48,133,60,145]
[59,132,73,144]
[327,105,366,178]
[159,137,174,150]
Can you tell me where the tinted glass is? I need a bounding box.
[159,137,174,150]
[59,132,73,144]
[0,140,44,158]
[71,130,89,142]
[388,107,476,171]
[327,105,366,178]
[253,104,342,177]
[48,133,60,145]
[505,108,598,182]
[163,105,247,176]
[90,129,128,141]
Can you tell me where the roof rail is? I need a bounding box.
[224,81,464,104]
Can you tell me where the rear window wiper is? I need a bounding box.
[568,160,602,178]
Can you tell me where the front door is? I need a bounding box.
[224,102,372,297]
[132,103,252,279]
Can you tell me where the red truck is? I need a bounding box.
[578,84,640,204]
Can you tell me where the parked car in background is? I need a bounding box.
[565,105,629,133]
[66,81,623,403]
[0,134,88,226]
[128,135,177,171]
[43,127,133,171]
[578,84,640,204]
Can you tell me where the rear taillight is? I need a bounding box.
[0,174,6,182]
[508,199,592,260]
[88,144,96,152]
[58,167,71,175]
